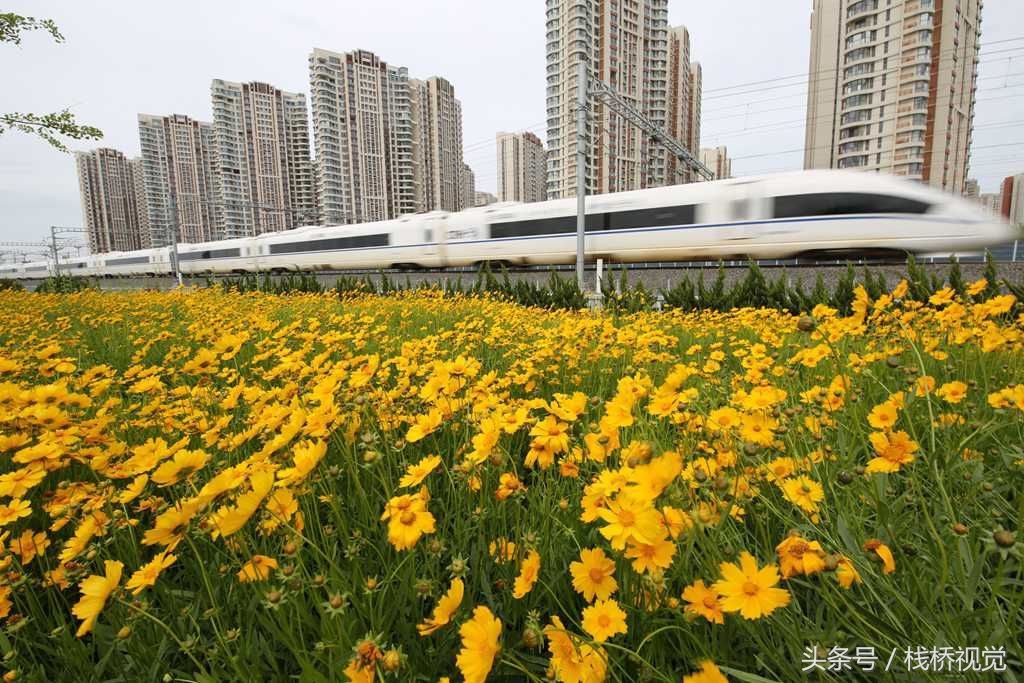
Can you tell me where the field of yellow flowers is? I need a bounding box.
[0,281,1021,682]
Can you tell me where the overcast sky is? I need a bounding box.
[1,0,1021,247]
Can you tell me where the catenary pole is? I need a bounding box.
[575,58,587,291]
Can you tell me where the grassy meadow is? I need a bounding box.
[0,281,1021,682]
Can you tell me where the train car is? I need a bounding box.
[177,238,256,275]
[440,169,1015,267]
[2,170,1014,280]
[96,248,171,277]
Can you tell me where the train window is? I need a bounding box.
[178,248,241,261]
[490,205,695,238]
[26,265,48,271]
[490,216,576,239]
[106,256,150,265]
[772,193,930,218]
[604,205,696,230]
[425,229,432,243]
[269,234,389,254]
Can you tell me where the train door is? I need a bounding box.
[421,213,448,268]
[703,181,768,245]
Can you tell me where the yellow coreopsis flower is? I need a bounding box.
[581,598,628,643]
[417,577,464,636]
[455,606,502,683]
[544,615,607,683]
[399,454,442,488]
[72,559,123,637]
[237,554,278,583]
[936,381,968,404]
[125,550,177,595]
[570,547,618,603]
[381,493,435,551]
[713,551,791,620]
[9,529,50,565]
[775,535,826,579]
[0,499,31,527]
[681,579,724,625]
[682,660,729,683]
[866,430,919,474]
[512,549,541,599]
[596,493,663,550]
[864,539,896,574]
[780,476,824,515]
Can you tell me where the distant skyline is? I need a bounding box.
[1,0,1021,244]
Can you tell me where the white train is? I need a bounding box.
[2,170,1016,280]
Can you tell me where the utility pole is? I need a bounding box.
[572,63,714,293]
[168,196,182,287]
[50,226,60,277]
[575,59,588,292]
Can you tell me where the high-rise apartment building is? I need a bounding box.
[75,148,145,254]
[137,113,218,245]
[411,77,466,212]
[460,162,475,211]
[804,0,981,193]
[497,131,547,203]
[130,157,152,248]
[475,191,498,207]
[309,48,466,225]
[963,178,979,198]
[699,146,732,180]
[547,0,695,199]
[210,80,316,238]
[1002,174,1024,225]
[687,63,702,165]
[978,192,1002,216]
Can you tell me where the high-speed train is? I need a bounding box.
[2,170,1016,279]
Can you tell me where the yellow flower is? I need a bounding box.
[928,287,955,306]
[0,465,46,498]
[489,537,518,563]
[596,493,664,550]
[581,598,627,643]
[681,579,723,625]
[569,547,618,602]
[72,559,123,637]
[142,500,200,549]
[835,555,863,589]
[237,554,278,583]
[276,439,327,488]
[343,658,374,683]
[406,410,443,443]
[780,476,824,515]
[864,539,896,574]
[967,278,988,296]
[399,454,442,488]
[417,577,464,636]
[125,551,177,595]
[9,530,50,565]
[624,536,676,574]
[775,535,826,579]
[683,660,729,683]
[936,381,968,404]
[117,474,149,504]
[713,551,791,620]
[150,448,210,486]
[455,606,502,683]
[495,472,527,501]
[210,470,276,538]
[513,549,541,599]
[866,430,919,474]
[867,401,899,430]
[544,615,607,682]
[0,499,32,527]
[381,493,435,551]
